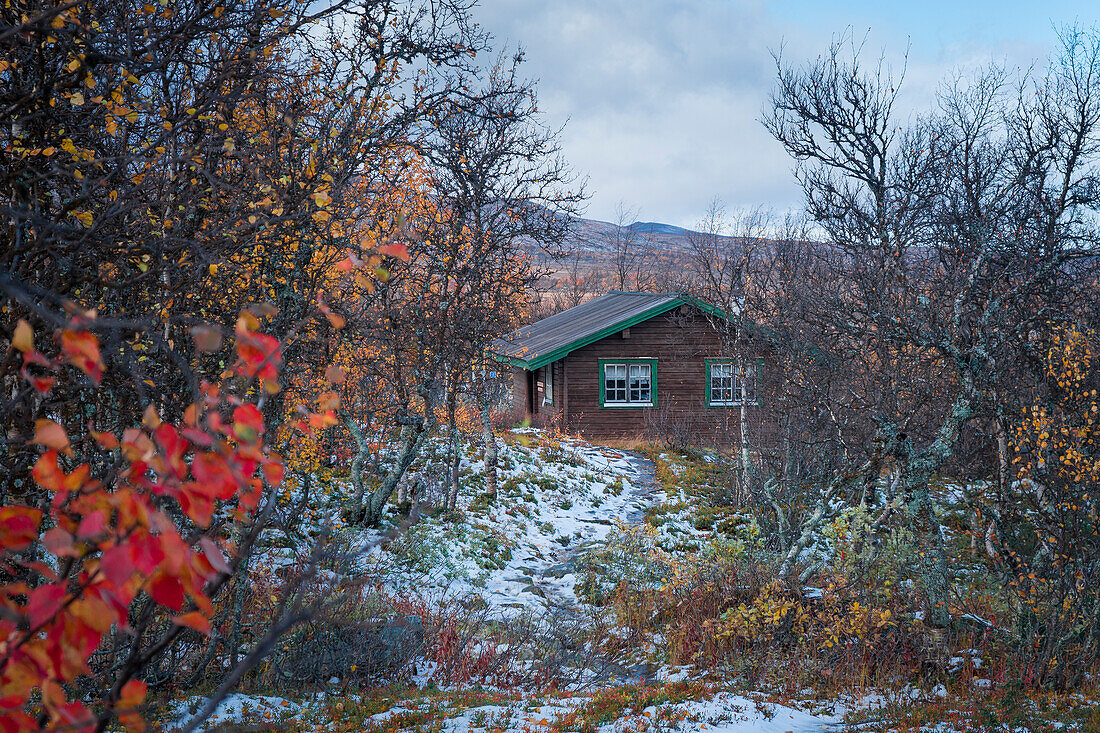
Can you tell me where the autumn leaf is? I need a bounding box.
[148,574,185,612]
[0,506,43,551]
[12,319,33,352]
[89,425,120,450]
[324,365,346,384]
[173,611,212,634]
[60,328,105,384]
[42,527,77,558]
[31,418,71,455]
[189,324,224,353]
[233,404,265,441]
[200,536,232,575]
[76,510,107,539]
[142,404,162,429]
[318,391,340,411]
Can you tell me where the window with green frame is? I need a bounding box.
[598,358,657,408]
[705,358,760,407]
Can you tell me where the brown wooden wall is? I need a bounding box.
[511,361,565,426]
[511,306,778,449]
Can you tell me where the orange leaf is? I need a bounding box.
[120,679,147,707]
[31,418,71,455]
[173,611,212,635]
[89,425,120,450]
[142,404,161,429]
[60,329,104,384]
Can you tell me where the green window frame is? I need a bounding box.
[598,358,658,408]
[705,358,762,407]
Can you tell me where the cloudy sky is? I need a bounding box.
[473,0,1100,229]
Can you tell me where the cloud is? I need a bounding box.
[473,0,1077,228]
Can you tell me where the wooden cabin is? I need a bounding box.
[491,292,774,446]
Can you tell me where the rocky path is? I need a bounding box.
[535,448,663,612]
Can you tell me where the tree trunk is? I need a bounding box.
[738,366,752,504]
[228,524,251,670]
[446,392,461,512]
[344,416,371,519]
[482,398,498,501]
[778,454,882,580]
[900,394,973,630]
[361,419,428,527]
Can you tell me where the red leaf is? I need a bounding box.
[177,486,215,527]
[101,544,135,587]
[191,453,236,500]
[200,536,232,575]
[148,574,185,611]
[234,329,281,380]
[154,423,188,478]
[129,532,166,576]
[378,240,410,260]
[262,460,284,488]
[76,510,107,539]
[27,584,67,627]
[181,426,213,447]
[33,376,57,393]
[42,527,76,558]
[55,701,95,731]
[119,679,147,708]
[0,505,42,551]
[232,404,265,441]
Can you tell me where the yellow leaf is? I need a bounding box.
[12,319,33,352]
[142,404,162,429]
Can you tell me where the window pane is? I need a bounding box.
[629,364,651,402]
[605,363,627,402]
[711,362,735,403]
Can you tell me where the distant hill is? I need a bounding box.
[561,216,706,255]
[627,221,691,236]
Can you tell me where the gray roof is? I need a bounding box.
[492,292,690,370]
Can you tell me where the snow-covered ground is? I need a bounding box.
[165,431,1092,733]
[167,690,841,732]
[361,430,676,614]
